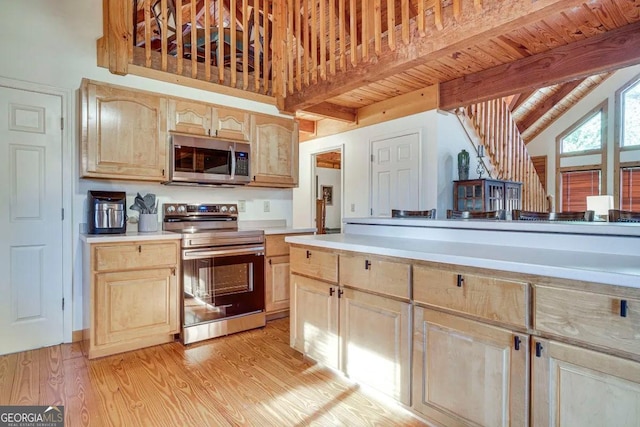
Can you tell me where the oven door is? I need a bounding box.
[181,246,265,328]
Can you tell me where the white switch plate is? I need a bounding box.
[238,200,246,212]
[351,203,355,212]
[263,201,270,212]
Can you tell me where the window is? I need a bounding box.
[560,110,603,154]
[620,166,640,211]
[561,170,601,211]
[621,79,640,147]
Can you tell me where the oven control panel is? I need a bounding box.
[163,203,239,217]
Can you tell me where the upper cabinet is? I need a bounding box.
[168,100,250,141]
[80,79,168,182]
[250,114,299,188]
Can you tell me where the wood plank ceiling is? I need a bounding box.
[289,0,640,138]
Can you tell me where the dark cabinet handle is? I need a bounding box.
[268,258,272,265]
[138,245,142,253]
[621,299,628,317]
[338,289,344,298]
[365,260,371,270]
[306,250,311,259]
[514,336,521,351]
[329,287,335,296]
[456,274,464,287]
[535,341,543,357]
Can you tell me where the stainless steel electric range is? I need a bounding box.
[163,203,265,344]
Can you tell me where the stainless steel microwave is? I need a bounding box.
[166,132,251,185]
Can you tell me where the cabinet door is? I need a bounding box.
[290,274,339,370]
[265,255,290,314]
[250,114,299,187]
[211,107,250,140]
[167,99,212,136]
[82,81,168,181]
[413,307,529,427]
[95,267,179,346]
[340,253,410,300]
[532,338,640,427]
[340,288,411,405]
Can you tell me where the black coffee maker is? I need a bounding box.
[87,191,127,234]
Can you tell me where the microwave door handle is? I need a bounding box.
[230,145,236,180]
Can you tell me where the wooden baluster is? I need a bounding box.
[231,0,237,87]
[418,0,425,36]
[401,0,409,45]
[218,0,224,84]
[144,0,152,68]
[361,0,369,60]
[329,0,336,75]
[205,0,211,81]
[434,0,443,30]
[255,0,261,91]
[374,0,381,55]
[263,0,270,93]
[161,0,168,71]
[311,0,317,82]
[288,0,294,92]
[243,0,249,90]
[302,0,309,85]
[295,0,301,89]
[319,0,326,80]
[453,0,462,22]
[191,0,197,78]
[387,0,395,50]
[339,0,346,70]
[475,0,483,12]
[350,0,357,65]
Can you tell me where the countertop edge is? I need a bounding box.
[80,231,182,243]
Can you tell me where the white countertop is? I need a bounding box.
[80,231,182,243]
[237,219,315,235]
[260,227,316,235]
[285,233,640,289]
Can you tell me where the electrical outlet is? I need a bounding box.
[351,203,355,212]
[238,200,246,212]
[263,201,270,212]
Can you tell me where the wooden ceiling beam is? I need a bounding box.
[297,118,316,134]
[509,89,535,112]
[439,21,640,110]
[283,0,589,113]
[302,102,357,123]
[516,79,584,133]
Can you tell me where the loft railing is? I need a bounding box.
[101,0,473,101]
[459,99,548,212]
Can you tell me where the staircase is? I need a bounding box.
[457,99,547,212]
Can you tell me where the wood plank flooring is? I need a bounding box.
[0,319,427,426]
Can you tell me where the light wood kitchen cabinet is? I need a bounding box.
[413,307,529,427]
[339,253,411,300]
[80,79,168,181]
[414,265,529,329]
[250,114,299,187]
[290,273,339,370]
[167,99,250,140]
[531,338,640,427]
[340,287,411,405]
[83,239,180,359]
[290,246,338,283]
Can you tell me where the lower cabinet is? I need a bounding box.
[412,306,529,426]
[265,255,291,315]
[290,274,339,369]
[531,338,640,427]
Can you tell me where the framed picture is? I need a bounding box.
[321,185,333,206]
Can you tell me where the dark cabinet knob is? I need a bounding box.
[306,250,311,259]
[456,274,464,287]
[621,299,628,317]
[365,260,371,270]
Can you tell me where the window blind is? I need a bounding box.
[621,167,640,211]
[561,170,601,211]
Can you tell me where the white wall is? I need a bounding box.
[0,0,292,334]
[527,64,640,201]
[316,167,342,229]
[293,109,476,226]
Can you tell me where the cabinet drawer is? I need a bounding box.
[414,266,528,328]
[535,285,640,356]
[94,241,178,272]
[340,254,410,300]
[290,246,338,283]
[265,235,290,257]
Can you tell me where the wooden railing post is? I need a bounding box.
[104,0,132,75]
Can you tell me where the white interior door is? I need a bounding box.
[0,86,64,355]
[371,133,420,216]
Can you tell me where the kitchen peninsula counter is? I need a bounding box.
[286,218,640,288]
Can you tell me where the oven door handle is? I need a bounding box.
[183,246,265,259]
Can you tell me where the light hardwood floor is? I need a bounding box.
[0,318,426,426]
